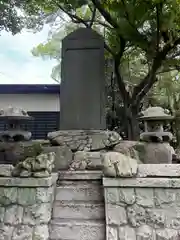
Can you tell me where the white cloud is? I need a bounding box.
[0,25,58,84]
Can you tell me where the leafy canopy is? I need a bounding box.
[30,0,180,88]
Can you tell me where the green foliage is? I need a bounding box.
[121,48,148,90]
[17,142,43,160]
[30,0,180,101]
[147,71,180,146]
[150,71,180,113]
[0,0,24,34]
[32,40,61,60]
[30,0,180,81]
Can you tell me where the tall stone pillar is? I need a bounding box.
[60,28,106,130]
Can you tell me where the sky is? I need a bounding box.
[0,25,58,84]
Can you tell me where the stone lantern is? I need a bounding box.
[139,106,175,163]
[0,106,33,142]
[139,106,174,142]
[0,106,36,165]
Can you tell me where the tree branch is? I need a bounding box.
[121,0,132,25]
[88,6,96,28]
[114,38,131,104]
[91,0,119,29]
[54,1,89,27]
[131,37,180,106]
[121,0,150,52]
[73,19,112,29]
[54,1,115,56]
[156,4,161,53]
[93,20,113,29]
[104,42,115,56]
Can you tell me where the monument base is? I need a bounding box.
[47,130,121,151]
[46,130,174,171]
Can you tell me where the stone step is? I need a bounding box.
[55,185,104,202]
[50,220,105,240]
[53,202,104,220]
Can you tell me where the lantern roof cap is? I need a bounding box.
[0,106,33,121]
[139,106,174,121]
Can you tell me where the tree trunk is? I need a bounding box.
[123,104,140,140]
[128,108,140,140]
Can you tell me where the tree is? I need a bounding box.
[0,1,23,34]
[0,0,40,34]
[0,0,53,34]
[28,0,180,140]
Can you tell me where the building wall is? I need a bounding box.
[0,93,60,112]
[0,93,60,139]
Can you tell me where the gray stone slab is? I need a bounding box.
[137,164,180,177]
[50,221,105,240]
[103,177,180,188]
[55,185,103,202]
[53,202,104,220]
[59,170,103,180]
[60,28,106,130]
[0,173,58,187]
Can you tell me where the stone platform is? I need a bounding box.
[0,165,180,239]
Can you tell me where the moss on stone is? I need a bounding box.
[32,139,50,147]
[0,141,43,165]
[20,142,43,159]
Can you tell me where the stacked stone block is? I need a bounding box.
[0,174,57,240]
[50,171,105,240]
[103,164,180,240]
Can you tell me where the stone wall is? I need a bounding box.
[103,164,180,240]
[0,174,57,240]
[1,164,180,240]
[50,171,105,240]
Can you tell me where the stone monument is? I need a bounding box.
[60,28,106,130]
[47,27,143,173]
[139,106,175,163]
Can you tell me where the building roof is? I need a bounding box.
[0,84,60,94]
